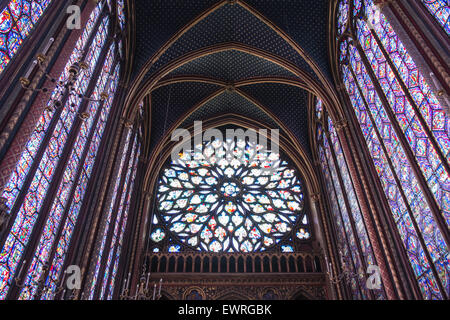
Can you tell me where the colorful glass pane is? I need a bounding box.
[2,3,102,212]
[118,0,125,30]
[360,1,450,229]
[0,5,105,300]
[337,0,349,35]
[341,58,446,299]
[337,0,449,299]
[105,141,140,300]
[318,143,361,299]
[323,133,370,299]
[13,16,109,301]
[0,0,52,74]
[315,98,323,120]
[19,42,115,300]
[153,133,309,253]
[99,136,139,300]
[422,0,450,34]
[281,245,294,253]
[327,114,384,299]
[87,127,137,300]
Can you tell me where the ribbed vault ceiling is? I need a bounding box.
[129,0,331,160]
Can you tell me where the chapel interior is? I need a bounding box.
[0,0,448,300]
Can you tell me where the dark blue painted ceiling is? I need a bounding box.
[149,82,311,157]
[163,50,298,82]
[243,0,331,78]
[149,81,222,150]
[134,0,330,160]
[180,90,279,129]
[133,0,219,80]
[132,1,330,83]
[238,83,312,156]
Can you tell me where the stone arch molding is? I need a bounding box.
[122,0,345,125]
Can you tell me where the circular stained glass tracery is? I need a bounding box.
[153,135,309,252]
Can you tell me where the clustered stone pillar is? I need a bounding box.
[80,119,131,299]
[334,117,401,300]
[310,192,343,300]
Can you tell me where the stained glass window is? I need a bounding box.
[100,135,140,300]
[0,5,106,299]
[319,142,361,299]
[356,5,450,229]
[117,0,125,30]
[0,0,52,74]
[18,38,116,299]
[315,99,385,300]
[0,3,122,300]
[44,63,121,301]
[87,124,140,300]
[421,0,450,34]
[105,140,140,300]
[337,0,449,300]
[1,3,102,212]
[150,130,311,253]
[337,0,349,36]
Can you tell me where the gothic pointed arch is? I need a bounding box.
[0,0,446,302]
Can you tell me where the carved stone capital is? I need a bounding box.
[311,193,321,203]
[373,0,389,8]
[335,119,348,131]
[121,117,134,128]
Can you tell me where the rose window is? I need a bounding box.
[151,135,311,252]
